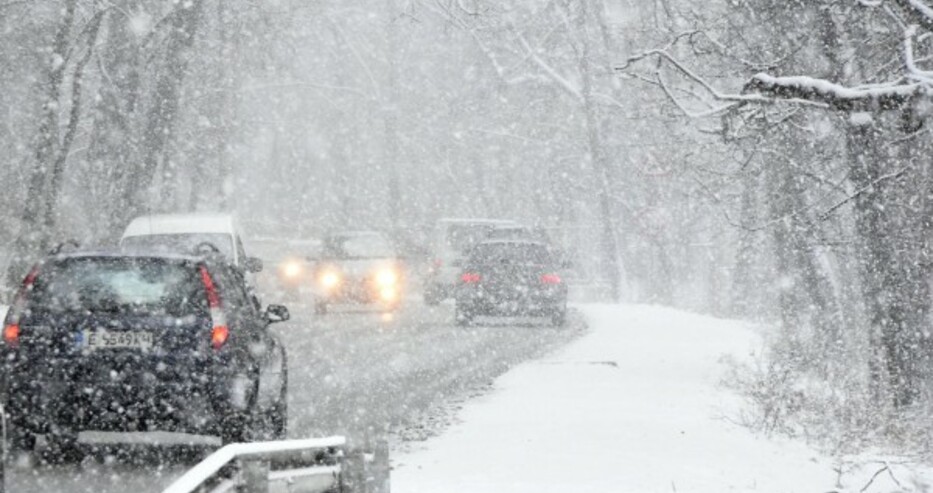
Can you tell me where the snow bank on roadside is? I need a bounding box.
[394,304,846,492]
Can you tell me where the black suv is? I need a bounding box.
[455,240,568,326]
[0,250,290,460]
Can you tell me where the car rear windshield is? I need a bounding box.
[446,224,497,254]
[468,243,552,266]
[122,233,234,259]
[29,257,205,316]
[322,235,394,259]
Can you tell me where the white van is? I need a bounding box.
[423,218,516,305]
[121,213,262,272]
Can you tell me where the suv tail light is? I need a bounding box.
[3,324,19,347]
[461,273,481,283]
[199,265,229,350]
[4,264,40,348]
[540,273,562,284]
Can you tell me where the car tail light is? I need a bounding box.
[461,273,481,283]
[540,273,562,284]
[3,264,40,348]
[199,265,229,350]
[211,325,229,348]
[3,324,19,347]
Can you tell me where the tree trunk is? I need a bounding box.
[44,11,105,234]
[85,2,143,240]
[7,0,78,287]
[576,1,621,302]
[846,116,912,406]
[122,0,204,225]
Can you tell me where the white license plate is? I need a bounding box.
[82,330,153,350]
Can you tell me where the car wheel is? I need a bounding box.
[220,412,253,445]
[424,286,442,306]
[43,430,82,464]
[314,300,328,315]
[9,426,36,454]
[455,304,474,326]
[269,351,288,440]
[550,307,567,327]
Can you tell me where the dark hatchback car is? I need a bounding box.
[455,240,568,326]
[0,250,290,460]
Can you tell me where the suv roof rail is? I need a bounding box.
[48,240,81,255]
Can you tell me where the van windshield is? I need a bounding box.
[122,233,234,259]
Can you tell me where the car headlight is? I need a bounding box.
[375,269,398,287]
[320,271,341,289]
[379,287,397,302]
[282,261,302,278]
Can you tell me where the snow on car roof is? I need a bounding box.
[122,213,236,238]
[475,239,547,247]
[437,218,517,225]
[52,249,207,262]
[327,230,387,238]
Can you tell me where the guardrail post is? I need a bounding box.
[239,458,269,493]
[371,439,390,493]
[0,403,7,493]
[339,449,364,493]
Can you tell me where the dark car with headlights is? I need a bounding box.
[0,250,290,460]
[312,232,403,314]
[455,240,568,326]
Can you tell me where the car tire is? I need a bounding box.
[314,300,328,315]
[43,430,82,464]
[220,412,253,445]
[550,307,567,327]
[269,350,288,440]
[9,426,36,454]
[455,304,474,326]
[424,285,442,306]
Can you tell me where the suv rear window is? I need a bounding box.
[122,233,234,259]
[468,243,552,266]
[30,257,205,316]
[446,225,496,254]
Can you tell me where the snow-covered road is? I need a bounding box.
[394,304,846,493]
[8,298,583,492]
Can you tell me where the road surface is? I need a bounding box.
[7,297,584,492]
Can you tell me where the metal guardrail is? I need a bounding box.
[0,404,6,493]
[163,435,390,493]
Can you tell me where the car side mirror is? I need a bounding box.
[265,304,290,324]
[245,257,264,273]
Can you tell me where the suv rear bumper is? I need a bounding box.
[1,357,237,435]
[456,288,566,315]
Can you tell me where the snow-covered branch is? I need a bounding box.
[622,15,933,115]
[898,0,933,30]
[618,48,829,118]
[744,74,923,110]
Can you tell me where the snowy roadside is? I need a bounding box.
[393,304,929,493]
